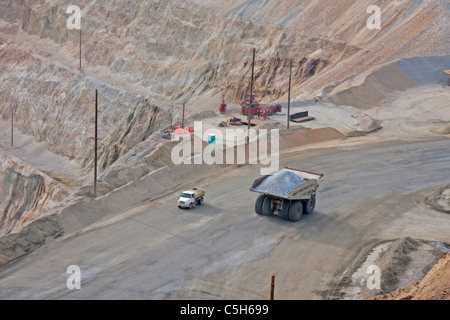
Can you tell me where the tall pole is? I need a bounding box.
[11,105,13,147]
[182,103,185,129]
[94,89,98,198]
[287,60,292,129]
[171,102,173,129]
[79,29,82,70]
[248,48,255,144]
[270,275,275,300]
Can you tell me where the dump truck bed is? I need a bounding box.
[250,167,323,200]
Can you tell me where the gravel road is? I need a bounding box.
[1,138,450,300]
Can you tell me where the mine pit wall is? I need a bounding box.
[89,100,168,172]
[0,44,169,174]
[0,0,448,110]
[223,57,332,104]
[0,150,71,237]
[0,0,349,106]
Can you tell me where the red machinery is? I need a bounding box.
[219,100,227,114]
[241,94,260,116]
[259,104,282,119]
[241,95,282,118]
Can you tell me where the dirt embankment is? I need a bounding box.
[334,183,450,300]
[364,238,446,299]
[371,186,450,300]
[373,251,450,300]
[323,56,450,110]
[328,237,449,300]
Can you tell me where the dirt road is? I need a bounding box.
[0,137,450,299]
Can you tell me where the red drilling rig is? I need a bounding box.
[241,94,282,118]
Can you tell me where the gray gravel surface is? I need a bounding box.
[1,138,450,299]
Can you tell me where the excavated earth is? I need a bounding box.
[0,0,450,300]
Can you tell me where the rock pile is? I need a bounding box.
[253,170,306,198]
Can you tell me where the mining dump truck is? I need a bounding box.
[178,187,205,209]
[250,167,323,222]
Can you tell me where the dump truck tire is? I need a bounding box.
[197,197,204,205]
[255,194,265,215]
[189,202,193,209]
[304,196,316,215]
[289,201,303,222]
[262,197,274,216]
[281,201,290,221]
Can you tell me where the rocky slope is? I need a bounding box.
[0,0,448,166]
[0,149,71,236]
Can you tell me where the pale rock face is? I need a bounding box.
[0,150,71,237]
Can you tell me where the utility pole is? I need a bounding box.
[94,89,98,198]
[287,60,292,129]
[79,29,82,70]
[247,48,255,144]
[182,103,185,129]
[10,105,13,147]
[270,275,275,300]
[170,102,174,129]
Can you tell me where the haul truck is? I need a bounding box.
[178,187,205,209]
[250,167,323,222]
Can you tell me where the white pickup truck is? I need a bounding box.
[178,187,205,209]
